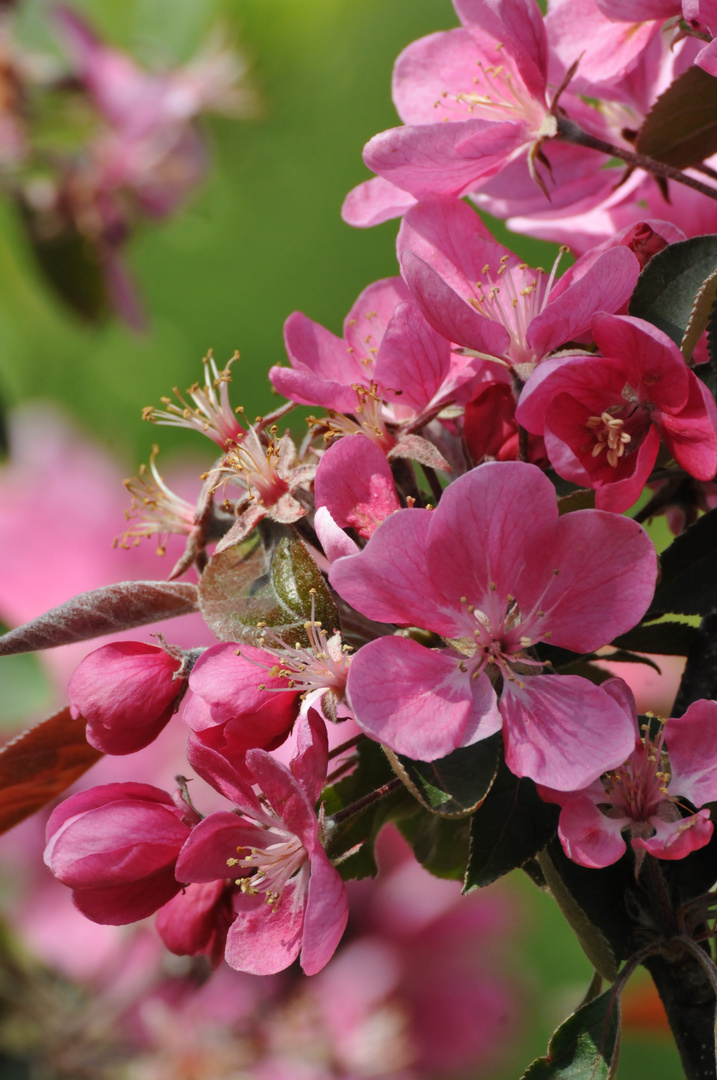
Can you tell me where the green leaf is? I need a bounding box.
[322,739,416,881]
[681,268,717,363]
[636,65,717,170]
[198,528,338,647]
[647,507,717,617]
[611,621,696,656]
[557,489,595,515]
[24,215,109,324]
[628,235,717,347]
[707,293,717,393]
[520,989,621,1080]
[398,811,472,881]
[390,733,501,818]
[538,841,633,981]
[464,758,559,891]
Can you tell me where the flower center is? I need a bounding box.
[119,445,196,555]
[586,411,632,468]
[466,249,567,376]
[601,724,670,825]
[437,45,549,136]
[227,831,308,909]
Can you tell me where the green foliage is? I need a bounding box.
[464,759,559,891]
[611,621,696,656]
[521,988,621,1080]
[628,235,717,348]
[392,732,501,818]
[398,811,472,881]
[322,739,416,881]
[636,65,717,170]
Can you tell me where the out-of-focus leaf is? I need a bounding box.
[390,733,501,818]
[636,65,717,170]
[707,294,717,392]
[557,489,595,515]
[647,507,717,617]
[539,840,633,981]
[198,530,337,647]
[611,621,696,656]
[629,235,717,347]
[24,216,109,324]
[521,988,621,1079]
[0,707,102,834]
[323,739,416,881]
[0,581,199,656]
[464,759,559,891]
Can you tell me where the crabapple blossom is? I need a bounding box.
[69,640,188,755]
[330,460,657,789]
[44,782,194,924]
[541,680,717,869]
[397,198,640,379]
[314,434,401,539]
[175,711,349,976]
[516,313,717,512]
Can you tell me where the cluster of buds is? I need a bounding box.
[0,4,254,325]
[6,2,717,1073]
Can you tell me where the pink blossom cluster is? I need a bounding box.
[0,6,253,325]
[6,0,717,1005]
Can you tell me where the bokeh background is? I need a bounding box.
[0,0,685,1076]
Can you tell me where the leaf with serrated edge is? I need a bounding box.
[0,581,199,656]
[681,268,717,363]
[389,734,500,818]
[464,761,559,890]
[0,708,102,835]
[629,235,717,347]
[636,65,717,169]
[520,989,621,1079]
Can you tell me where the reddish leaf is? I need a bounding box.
[0,707,102,834]
[636,65,717,169]
[0,581,199,656]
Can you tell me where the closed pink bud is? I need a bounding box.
[44,782,191,924]
[69,641,185,754]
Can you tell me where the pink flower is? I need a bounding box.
[329,461,657,789]
[69,641,188,755]
[464,380,547,465]
[397,198,639,379]
[314,435,401,539]
[358,0,558,202]
[44,782,192,924]
[516,313,717,512]
[176,712,349,975]
[541,680,717,869]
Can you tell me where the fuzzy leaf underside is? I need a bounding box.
[0,581,199,656]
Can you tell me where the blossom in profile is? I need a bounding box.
[176,711,349,975]
[541,680,717,869]
[330,461,657,789]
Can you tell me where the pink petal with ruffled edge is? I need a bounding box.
[301,848,349,975]
[423,461,558,612]
[375,301,456,414]
[666,700,717,806]
[515,510,656,653]
[557,795,628,868]
[500,674,637,790]
[346,637,501,761]
[634,811,714,860]
[245,750,318,854]
[330,507,464,638]
[454,0,548,97]
[401,251,512,355]
[341,177,417,228]
[658,375,717,481]
[592,314,690,410]
[226,883,305,975]
[290,709,329,807]
[315,435,399,539]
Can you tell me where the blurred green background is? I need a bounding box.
[0,0,683,1076]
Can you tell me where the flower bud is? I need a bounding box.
[44,782,191,924]
[69,641,186,754]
